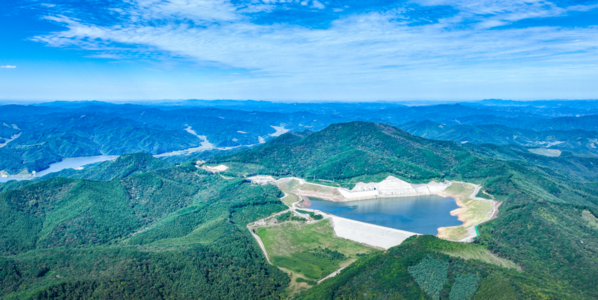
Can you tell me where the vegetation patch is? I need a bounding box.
[296,209,324,220]
[297,235,527,299]
[449,272,480,300]
[408,255,449,300]
[442,245,520,270]
[582,210,598,229]
[276,211,306,222]
[256,220,377,282]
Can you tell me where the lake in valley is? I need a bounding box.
[308,195,462,235]
[0,155,117,183]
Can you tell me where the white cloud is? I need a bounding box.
[28,0,598,99]
[0,65,16,69]
[311,0,324,9]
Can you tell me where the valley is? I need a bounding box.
[1,101,598,299]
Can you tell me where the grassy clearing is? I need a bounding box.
[458,200,495,227]
[279,267,314,296]
[438,226,469,241]
[256,219,377,282]
[438,182,495,241]
[443,182,474,204]
[442,244,521,271]
[298,182,341,195]
[281,192,300,206]
[582,210,598,229]
[276,180,302,206]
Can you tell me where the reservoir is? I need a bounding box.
[0,155,117,183]
[308,195,462,235]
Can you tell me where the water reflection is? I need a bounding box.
[0,155,117,183]
[309,195,462,235]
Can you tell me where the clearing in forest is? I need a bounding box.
[256,219,378,294]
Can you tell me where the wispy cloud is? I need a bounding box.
[0,65,16,69]
[26,0,598,99]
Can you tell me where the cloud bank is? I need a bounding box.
[22,0,598,99]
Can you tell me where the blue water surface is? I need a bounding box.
[309,195,462,235]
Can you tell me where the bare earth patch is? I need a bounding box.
[202,165,229,172]
[528,148,561,157]
[437,182,498,242]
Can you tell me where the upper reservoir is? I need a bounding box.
[308,195,462,235]
[0,155,117,183]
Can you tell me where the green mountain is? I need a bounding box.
[400,121,598,155]
[0,164,289,298]
[2,121,598,299]
[214,121,501,185]
[214,121,598,298]
[298,235,526,300]
[0,115,202,175]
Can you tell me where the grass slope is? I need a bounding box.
[257,220,376,278]
[297,236,549,299]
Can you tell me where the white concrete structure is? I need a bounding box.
[330,215,419,249]
[202,165,229,172]
[338,176,450,201]
[248,175,276,185]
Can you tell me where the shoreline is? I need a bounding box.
[437,182,498,242]
[282,177,497,243]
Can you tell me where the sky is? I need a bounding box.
[1,0,598,101]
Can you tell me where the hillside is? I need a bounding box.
[39,152,172,181]
[0,114,202,175]
[0,104,344,175]
[0,164,289,298]
[400,121,598,155]
[214,121,598,298]
[214,122,503,185]
[298,235,528,299]
[3,101,598,176]
[2,121,598,298]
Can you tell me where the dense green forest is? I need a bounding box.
[0,164,290,299]
[399,120,598,155]
[2,121,598,298]
[298,235,529,300]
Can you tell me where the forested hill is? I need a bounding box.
[2,121,598,298]
[214,121,598,298]
[213,121,503,185]
[0,164,289,298]
[399,120,598,155]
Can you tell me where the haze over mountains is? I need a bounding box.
[2,108,598,298]
[2,99,598,177]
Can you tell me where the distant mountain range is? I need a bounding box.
[2,100,598,176]
[400,120,598,155]
[3,120,598,298]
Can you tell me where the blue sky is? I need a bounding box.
[1,0,598,101]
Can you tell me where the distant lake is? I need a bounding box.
[0,155,117,183]
[308,195,462,235]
